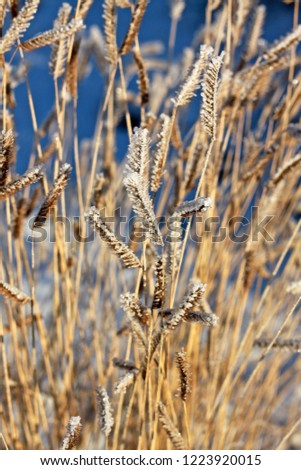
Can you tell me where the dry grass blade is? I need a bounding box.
[150,113,171,193]
[200,50,225,139]
[123,172,163,245]
[0,432,9,450]
[119,0,149,55]
[157,401,186,450]
[32,163,71,228]
[96,387,114,437]
[103,0,117,64]
[0,281,31,304]
[86,207,141,268]
[0,0,40,54]
[176,349,191,402]
[243,247,255,289]
[49,2,72,78]
[66,38,81,99]
[234,0,252,45]
[254,338,301,353]
[172,45,213,107]
[21,18,84,51]
[244,5,266,62]
[12,198,27,239]
[0,129,15,187]
[133,47,149,105]
[61,416,82,450]
[0,166,42,201]
[267,154,301,189]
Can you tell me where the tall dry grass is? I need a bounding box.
[0,0,301,450]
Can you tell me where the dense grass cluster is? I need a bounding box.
[0,0,301,450]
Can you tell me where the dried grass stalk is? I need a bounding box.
[172,45,213,107]
[120,292,149,324]
[0,166,42,201]
[170,0,185,21]
[160,308,218,326]
[243,247,255,289]
[86,207,141,268]
[200,51,225,140]
[119,0,149,55]
[112,358,139,372]
[114,371,138,394]
[234,0,252,45]
[79,0,94,19]
[61,416,82,450]
[0,129,15,187]
[49,3,72,78]
[267,154,301,189]
[33,163,71,228]
[164,281,206,331]
[157,401,185,450]
[254,338,301,353]
[125,126,149,178]
[150,113,171,193]
[263,24,301,62]
[21,18,84,51]
[116,0,132,8]
[184,311,218,327]
[39,136,58,163]
[25,187,41,216]
[10,0,19,18]
[183,140,204,191]
[244,5,266,62]
[0,281,31,304]
[0,0,40,54]
[176,349,191,402]
[12,198,27,239]
[0,0,7,29]
[133,47,149,105]
[174,196,212,218]
[103,0,117,64]
[93,173,106,209]
[120,294,147,349]
[123,172,163,245]
[96,386,114,437]
[66,38,81,100]
[152,256,166,309]
[166,214,182,276]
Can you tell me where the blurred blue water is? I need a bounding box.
[9,0,298,171]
